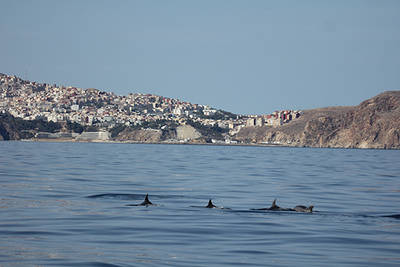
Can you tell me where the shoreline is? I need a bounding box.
[14,138,398,150]
[19,138,287,148]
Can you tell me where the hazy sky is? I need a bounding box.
[1,0,399,114]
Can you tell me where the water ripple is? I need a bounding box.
[0,142,399,266]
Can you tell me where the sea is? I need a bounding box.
[0,141,399,267]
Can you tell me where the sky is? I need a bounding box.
[1,0,399,115]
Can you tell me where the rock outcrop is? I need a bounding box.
[234,91,400,149]
[0,112,38,140]
[0,116,21,140]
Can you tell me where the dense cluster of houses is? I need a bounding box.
[0,73,300,137]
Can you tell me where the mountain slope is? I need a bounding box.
[234,91,400,149]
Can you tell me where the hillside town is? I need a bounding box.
[0,73,300,142]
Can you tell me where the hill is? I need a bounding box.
[1,72,399,148]
[234,91,400,149]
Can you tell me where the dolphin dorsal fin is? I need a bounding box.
[142,194,152,205]
[272,199,277,208]
[206,199,215,208]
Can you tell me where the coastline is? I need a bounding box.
[20,138,287,148]
[16,138,399,150]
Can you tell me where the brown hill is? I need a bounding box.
[234,91,400,149]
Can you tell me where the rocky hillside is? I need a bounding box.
[0,112,62,140]
[234,91,400,149]
[0,113,22,140]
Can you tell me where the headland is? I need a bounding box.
[1,73,399,149]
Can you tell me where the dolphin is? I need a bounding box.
[190,199,230,209]
[293,205,314,213]
[252,199,314,212]
[127,194,154,206]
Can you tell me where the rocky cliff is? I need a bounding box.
[234,91,400,149]
[0,114,21,140]
[0,112,60,140]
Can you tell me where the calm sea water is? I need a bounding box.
[0,141,399,267]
